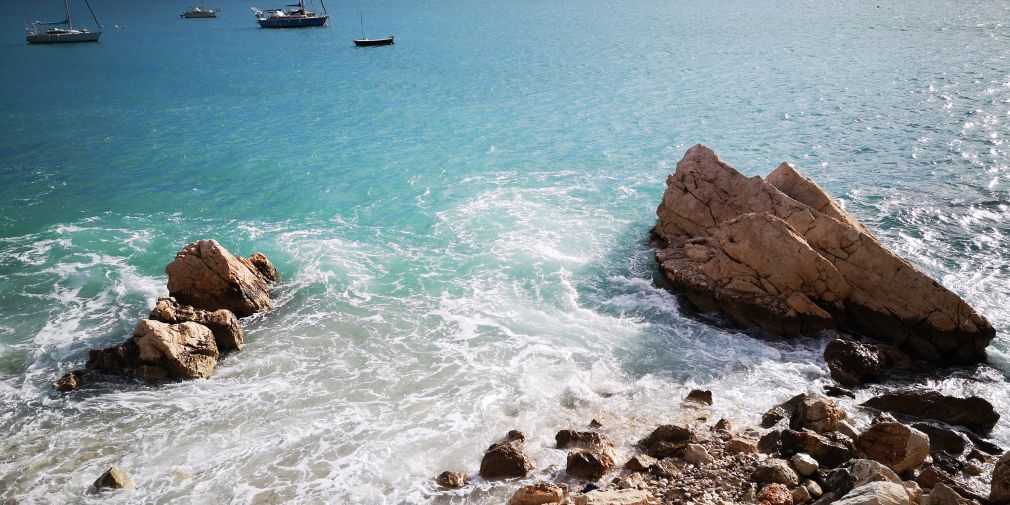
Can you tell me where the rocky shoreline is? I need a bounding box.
[433,147,1006,504]
[435,381,1006,505]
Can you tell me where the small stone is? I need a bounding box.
[753,459,800,486]
[685,389,713,405]
[728,437,759,454]
[824,385,856,399]
[714,418,733,431]
[757,483,794,505]
[590,418,603,428]
[684,443,715,466]
[573,489,652,505]
[479,432,533,480]
[803,480,823,498]
[792,485,812,504]
[509,481,566,505]
[624,454,658,472]
[435,471,469,489]
[790,453,819,477]
[93,466,135,491]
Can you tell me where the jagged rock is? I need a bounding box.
[714,418,733,431]
[791,453,820,477]
[557,430,608,450]
[856,423,929,474]
[93,466,135,491]
[760,430,783,454]
[590,418,604,428]
[479,432,533,479]
[86,340,140,375]
[758,483,795,505]
[993,452,1010,503]
[573,489,654,505]
[567,450,614,481]
[653,145,994,364]
[684,443,715,465]
[434,471,469,489]
[753,459,800,486]
[132,320,219,381]
[150,297,244,351]
[165,239,275,317]
[53,370,84,392]
[509,481,566,505]
[764,406,790,428]
[246,252,278,282]
[902,481,923,504]
[928,483,969,505]
[623,454,658,472]
[685,389,713,405]
[832,481,909,505]
[614,472,645,490]
[638,424,695,458]
[864,390,999,434]
[791,394,846,433]
[824,339,886,387]
[781,429,855,468]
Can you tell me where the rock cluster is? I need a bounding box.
[653,145,994,364]
[53,240,277,390]
[434,390,1004,505]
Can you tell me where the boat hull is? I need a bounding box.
[182,12,218,18]
[354,37,394,46]
[257,15,328,28]
[26,31,101,44]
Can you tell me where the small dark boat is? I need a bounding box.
[354,36,393,47]
[353,13,393,46]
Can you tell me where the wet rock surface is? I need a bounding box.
[165,239,275,317]
[864,390,1000,434]
[479,431,534,480]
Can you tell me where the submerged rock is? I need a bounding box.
[685,389,713,405]
[556,430,608,450]
[824,339,886,387]
[93,466,135,491]
[864,390,999,434]
[434,471,469,489]
[150,297,244,351]
[52,370,84,392]
[653,145,994,364]
[165,239,275,317]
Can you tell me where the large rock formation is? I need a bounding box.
[165,239,276,317]
[654,145,994,364]
[864,391,999,434]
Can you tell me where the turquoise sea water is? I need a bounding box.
[2,0,1009,502]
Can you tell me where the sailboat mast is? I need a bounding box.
[64,0,73,30]
[359,13,364,38]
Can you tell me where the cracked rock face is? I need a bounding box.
[133,320,219,381]
[166,239,275,317]
[654,145,994,364]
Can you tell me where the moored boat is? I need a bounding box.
[353,36,394,47]
[352,14,393,47]
[252,0,328,28]
[26,0,102,44]
[181,3,220,18]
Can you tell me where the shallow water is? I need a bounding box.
[1,0,1009,503]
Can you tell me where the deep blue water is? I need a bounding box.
[1,0,1009,502]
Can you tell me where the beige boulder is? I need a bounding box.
[150,297,244,350]
[165,239,275,317]
[133,320,219,381]
[833,481,909,505]
[654,145,994,364]
[434,471,469,489]
[856,423,929,474]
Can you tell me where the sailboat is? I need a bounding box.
[26,0,102,44]
[353,13,393,46]
[181,0,220,18]
[252,0,328,28]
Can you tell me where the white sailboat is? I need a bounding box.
[26,0,102,44]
